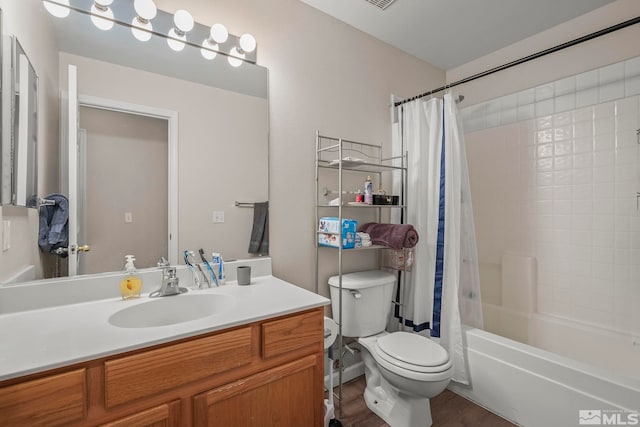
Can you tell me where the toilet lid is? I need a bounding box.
[376,332,449,368]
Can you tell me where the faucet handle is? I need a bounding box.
[157,257,170,268]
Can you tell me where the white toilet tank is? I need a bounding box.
[328,270,396,337]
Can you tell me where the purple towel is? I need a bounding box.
[357,223,419,249]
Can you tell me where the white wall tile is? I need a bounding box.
[537,143,553,158]
[593,150,614,167]
[554,126,573,142]
[517,104,535,121]
[592,198,614,215]
[615,113,639,133]
[616,130,637,148]
[594,117,615,135]
[537,171,553,186]
[615,215,631,232]
[573,106,593,123]
[594,101,615,119]
[555,94,576,113]
[553,185,571,200]
[593,166,614,183]
[625,57,640,96]
[576,70,599,108]
[615,146,637,165]
[615,96,639,116]
[572,168,592,184]
[573,152,593,169]
[553,171,572,186]
[554,155,572,170]
[599,63,625,103]
[594,133,615,151]
[462,58,640,340]
[535,99,554,117]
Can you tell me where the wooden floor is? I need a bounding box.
[329,376,515,427]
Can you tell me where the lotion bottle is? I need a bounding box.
[119,255,142,300]
[364,176,373,205]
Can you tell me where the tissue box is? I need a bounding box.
[318,217,357,249]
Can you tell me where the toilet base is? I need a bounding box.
[363,379,432,427]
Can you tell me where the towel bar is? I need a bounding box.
[235,201,256,208]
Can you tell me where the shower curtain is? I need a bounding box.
[395,93,483,385]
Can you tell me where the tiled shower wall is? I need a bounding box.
[462,57,640,337]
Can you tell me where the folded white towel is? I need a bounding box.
[355,232,372,248]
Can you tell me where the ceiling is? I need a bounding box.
[299,0,616,70]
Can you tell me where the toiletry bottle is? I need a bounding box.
[211,253,226,285]
[364,176,373,205]
[119,255,142,300]
[218,254,226,285]
[355,189,364,203]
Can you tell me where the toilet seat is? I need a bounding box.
[373,332,452,374]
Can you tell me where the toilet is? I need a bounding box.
[329,270,452,427]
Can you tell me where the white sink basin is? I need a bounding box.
[108,294,235,328]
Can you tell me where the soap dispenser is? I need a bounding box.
[119,255,142,300]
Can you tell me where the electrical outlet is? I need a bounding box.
[2,220,10,251]
[212,211,225,223]
[124,212,133,223]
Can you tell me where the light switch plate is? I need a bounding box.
[212,211,225,223]
[124,212,133,223]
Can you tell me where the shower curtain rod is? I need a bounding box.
[394,16,640,107]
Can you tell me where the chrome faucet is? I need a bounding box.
[150,257,187,297]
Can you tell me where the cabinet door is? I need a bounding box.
[193,355,323,427]
[99,400,180,427]
[0,369,86,426]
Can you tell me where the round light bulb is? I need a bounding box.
[43,0,70,18]
[228,47,244,67]
[210,23,228,44]
[201,39,218,60]
[173,9,194,33]
[134,0,157,21]
[90,3,114,31]
[167,28,186,51]
[239,34,256,53]
[131,17,153,42]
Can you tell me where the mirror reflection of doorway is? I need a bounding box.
[78,107,168,274]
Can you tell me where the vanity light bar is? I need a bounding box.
[41,0,257,66]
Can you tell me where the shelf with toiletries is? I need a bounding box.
[316,204,406,208]
[314,131,408,416]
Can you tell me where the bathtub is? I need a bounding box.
[449,326,640,427]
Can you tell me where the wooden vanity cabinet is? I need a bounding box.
[99,400,181,427]
[0,307,324,426]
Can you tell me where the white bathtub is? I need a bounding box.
[449,326,640,427]
[483,302,640,381]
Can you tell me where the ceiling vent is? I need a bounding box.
[365,0,397,10]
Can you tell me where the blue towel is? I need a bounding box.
[38,194,69,257]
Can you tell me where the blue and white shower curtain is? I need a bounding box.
[396,93,483,385]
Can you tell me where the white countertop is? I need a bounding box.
[0,273,329,381]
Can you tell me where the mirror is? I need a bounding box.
[10,38,38,208]
[0,0,269,284]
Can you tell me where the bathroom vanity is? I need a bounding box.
[0,260,329,426]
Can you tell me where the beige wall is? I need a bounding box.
[0,0,59,282]
[79,107,168,273]
[447,0,640,106]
